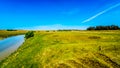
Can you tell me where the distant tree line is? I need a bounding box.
[6,29,17,31]
[87,25,120,30]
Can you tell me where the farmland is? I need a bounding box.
[0,30,120,68]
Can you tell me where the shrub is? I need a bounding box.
[25,31,34,39]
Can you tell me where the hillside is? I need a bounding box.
[0,30,120,68]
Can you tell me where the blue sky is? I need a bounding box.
[0,0,120,30]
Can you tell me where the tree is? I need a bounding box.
[110,25,119,30]
[87,25,120,30]
[87,27,95,30]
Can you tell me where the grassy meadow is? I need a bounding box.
[0,30,120,68]
[0,30,27,39]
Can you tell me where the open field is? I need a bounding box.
[0,30,27,39]
[0,30,120,68]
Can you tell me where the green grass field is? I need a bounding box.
[0,30,120,68]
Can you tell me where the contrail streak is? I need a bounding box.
[82,3,120,23]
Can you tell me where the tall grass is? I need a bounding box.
[0,30,27,39]
[0,30,120,68]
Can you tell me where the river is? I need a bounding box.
[0,35,24,61]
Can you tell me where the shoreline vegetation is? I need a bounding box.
[0,29,120,68]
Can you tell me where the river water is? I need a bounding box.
[0,35,24,61]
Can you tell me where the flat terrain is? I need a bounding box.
[0,30,120,68]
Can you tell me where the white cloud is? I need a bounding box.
[15,24,89,30]
[81,3,120,23]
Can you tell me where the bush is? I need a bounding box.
[25,31,34,39]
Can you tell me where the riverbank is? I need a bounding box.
[0,30,27,39]
[0,30,120,68]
